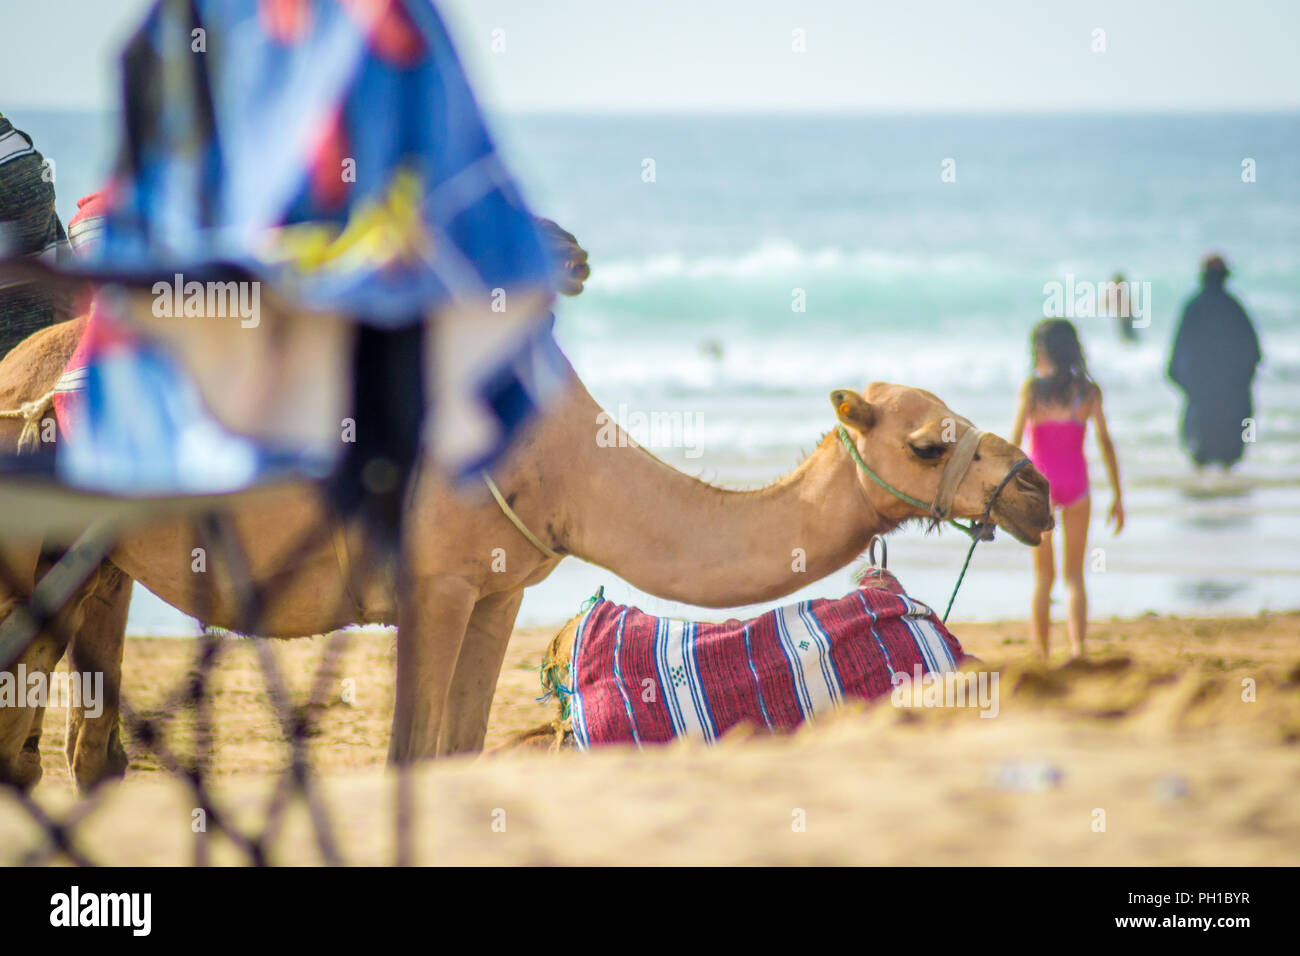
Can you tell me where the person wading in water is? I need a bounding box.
[1167,254,1262,472]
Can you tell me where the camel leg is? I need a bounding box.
[0,630,71,792]
[64,564,130,793]
[438,589,525,755]
[0,542,59,791]
[387,573,479,764]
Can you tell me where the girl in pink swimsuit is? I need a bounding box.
[1012,320,1125,660]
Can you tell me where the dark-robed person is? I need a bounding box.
[1167,254,1261,469]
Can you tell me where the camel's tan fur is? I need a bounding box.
[0,315,1052,790]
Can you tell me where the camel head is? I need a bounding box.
[830,383,1053,546]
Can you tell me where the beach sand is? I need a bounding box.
[3,613,1297,865]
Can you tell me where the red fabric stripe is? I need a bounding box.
[613,607,673,744]
[817,593,893,700]
[570,601,626,745]
[745,610,810,730]
[342,0,425,65]
[259,0,312,43]
[689,617,765,736]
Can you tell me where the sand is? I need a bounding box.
[2,613,1298,865]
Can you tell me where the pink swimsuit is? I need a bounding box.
[1027,400,1089,509]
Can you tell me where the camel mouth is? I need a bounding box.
[996,509,1054,546]
[989,465,1054,546]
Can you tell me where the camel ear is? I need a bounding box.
[830,389,875,430]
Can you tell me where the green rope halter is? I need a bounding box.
[836,423,1032,621]
[835,424,979,536]
[836,424,932,512]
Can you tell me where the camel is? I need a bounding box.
[0,314,1053,791]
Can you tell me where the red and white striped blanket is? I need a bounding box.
[565,567,966,749]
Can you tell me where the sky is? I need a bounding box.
[2,0,1298,113]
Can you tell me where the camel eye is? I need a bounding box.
[909,441,947,461]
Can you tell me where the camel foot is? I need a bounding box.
[0,736,44,792]
[66,717,128,794]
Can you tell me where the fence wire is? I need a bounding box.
[0,485,413,866]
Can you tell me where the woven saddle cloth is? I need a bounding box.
[563,567,966,750]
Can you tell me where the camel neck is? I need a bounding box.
[558,386,883,608]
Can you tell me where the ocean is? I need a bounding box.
[6,109,1299,631]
